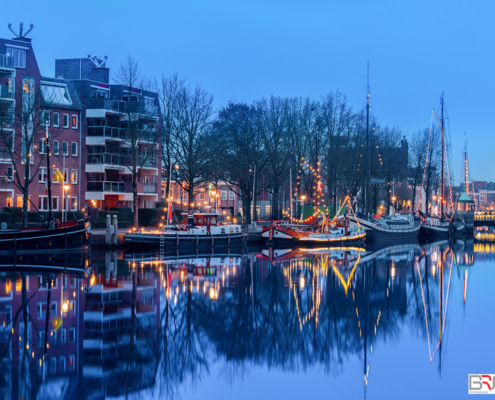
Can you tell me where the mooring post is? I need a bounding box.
[112,214,118,246]
[106,214,111,246]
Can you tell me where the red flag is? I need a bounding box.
[168,201,174,222]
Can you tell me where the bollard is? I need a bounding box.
[106,214,111,246]
[112,214,118,246]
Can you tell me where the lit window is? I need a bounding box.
[5,279,11,294]
[16,196,22,208]
[69,354,75,371]
[15,279,21,292]
[70,197,77,211]
[71,115,78,129]
[71,170,77,184]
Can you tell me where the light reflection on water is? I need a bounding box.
[0,239,494,399]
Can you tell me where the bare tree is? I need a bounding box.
[159,73,185,199]
[114,56,161,226]
[172,83,214,206]
[0,75,52,227]
[409,128,430,211]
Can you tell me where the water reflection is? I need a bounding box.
[0,238,492,399]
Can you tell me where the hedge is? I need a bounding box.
[3,207,23,222]
[138,208,166,227]
[109,207,132,222]
[0,212,12,224]
[98,211,121,221]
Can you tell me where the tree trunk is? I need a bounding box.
[22,186,28,228]
[188,180,194,210]
[133,152,139,227]
[242,193,251,224]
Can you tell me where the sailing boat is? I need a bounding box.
[418,93,465,238]
[336,63,420,241]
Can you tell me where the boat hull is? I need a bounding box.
[262,227,366,245]
[0,222,90,252]
[124,232,246,247]
[343,215,420,241]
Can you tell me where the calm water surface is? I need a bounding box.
[0,238,494,400]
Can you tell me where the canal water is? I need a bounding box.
[0,238,493,399]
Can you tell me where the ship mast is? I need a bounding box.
[365,62,370,214]
[440,92,444,217]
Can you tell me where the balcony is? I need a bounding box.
[0,84,14,102]
[138,156,157,169]
[87,126,126,140]
[0,107,14,130]
[86,98,158,118]
[87,153,126,166]
[139,131,158,143]
[87,181,127,193]
[141,183,156,193]
[0,55,14,72]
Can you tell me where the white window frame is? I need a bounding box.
[229,190,235,200]
[71,170,77,185]
[60,328,66,344]
[71,114,78,129]
[6,46,26,69]
[37,302,46,319]
[70,196,78,211]
[50,357,56,374]
[51,301,57,317]
[39,139,46,155]
[53,140,59,156]
[69,327,75,343]
[62,141,69,156]
[52,196,59,211]
[7,167,13,182]
[69,354,75,371]
[221,189,227,200]
[39,168,47,183]
[53,112,60,127]
[39,196,48,211]
[60,356,66,372]
[63,168,69,184]
[71,142,77,157]
[63,113,69,128]
[40,111,50,127]
[69,300,76,314]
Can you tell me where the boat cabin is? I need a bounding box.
[194,213,218,230]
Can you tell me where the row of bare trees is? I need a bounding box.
[158,72,424,222]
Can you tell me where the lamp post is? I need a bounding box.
[63,185,70,222]
[301,195,306,220]
[391,195,397,214]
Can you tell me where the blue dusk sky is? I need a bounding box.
[3,0,492,183]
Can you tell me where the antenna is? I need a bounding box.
[8,23,34,39]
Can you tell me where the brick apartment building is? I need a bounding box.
[0,29,161,217]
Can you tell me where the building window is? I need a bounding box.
[37,331,45,348]
[70,197,77,211]
[71,114,78,129]
[63,114,69,128]
[40,111,50,126]
[60,356,66,373]
[51,301,57,317]
[63,169,69,184]
[71,170,77,184]
[69,327,75,343]
[16,195,22,208]
[60,328,66,344]
[53,112,60,127]
[39,168,47,183]
[5,305,11,324]
[6,198,12,207]
[229,190,235,200]
[7,167,13,181]
[37,302,47,319]
[39,139,46,154]
[41,83,72,105]
[52,196,59,211]
[7,47,26,68]
[71,142,77,156]
[39,196,48,211]
[62,141,68,156]
[50,357,56,374]
[53,141,59,155]
[69,300,75,314]
[50,329,57,345]
[69,355,75,371]
[221,189,227,200]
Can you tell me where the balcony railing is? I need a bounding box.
[87,126,126,139]
[138,156,157,169]
[0,55,14,70]
[142,183,156,193]
[0,107,14,129]
[87,181,126,193]
[86,99,158,116]
[139,132,158,143]
[87,153,126,166]
[0,85,14,100]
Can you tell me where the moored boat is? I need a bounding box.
[124,212,246,248]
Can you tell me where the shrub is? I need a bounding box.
[98,211,121,221]
[3,207,23,223]
[138,208,166,227]
[0,212,12,224]
[118,221,132,229]
[155,200,166,208]
[90,219,106,229]
[109,207,132,222]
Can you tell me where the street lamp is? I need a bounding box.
[63,185,70,222]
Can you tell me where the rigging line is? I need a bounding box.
[443,136,454,219]
[416,260,432,359]
[420,111,434,203]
